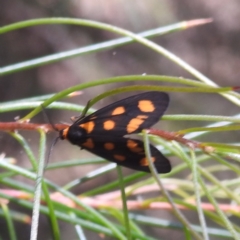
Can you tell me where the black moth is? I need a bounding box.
[59,92,171,173]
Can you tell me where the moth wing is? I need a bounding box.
[76,92,169,136]
[79,136,171,173]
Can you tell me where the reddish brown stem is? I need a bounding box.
[147,128,215,152]
[0,122,69,132]
[0,123,215,152]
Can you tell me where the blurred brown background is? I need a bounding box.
[1,0,240,239]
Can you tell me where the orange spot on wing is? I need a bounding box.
[113,154,126,161]
[82,138,94,149]
[112,106,125,115]
[127,139,143,153]
[127,139,138,148]
[136,115,148,119]
[138,100,155,112]
[127,118,144,133]
[79,121,95,133]
[140,157,156,166]
[103,120,115,130]
[104,142,115,150]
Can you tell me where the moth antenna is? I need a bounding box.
[45,136,60,168]
[40,104,60,169]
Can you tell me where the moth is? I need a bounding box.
[60,92,171,173]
